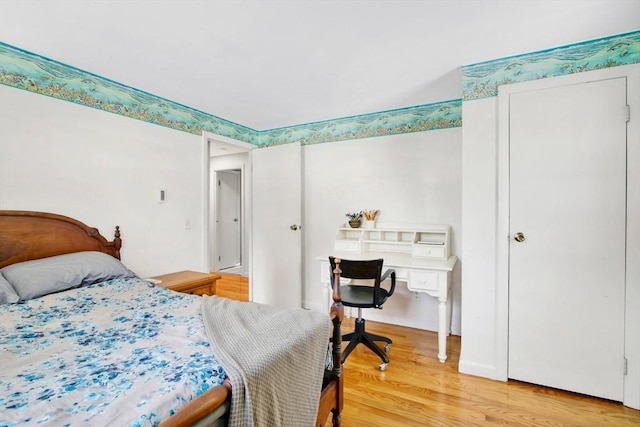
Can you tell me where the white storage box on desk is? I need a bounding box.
[411,227,450,259]
[334,226,365,253]
[412,241,446,259]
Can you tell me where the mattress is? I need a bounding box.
[0,278,227,426]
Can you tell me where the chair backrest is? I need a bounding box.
[329,256,384,307]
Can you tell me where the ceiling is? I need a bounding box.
[0,1,638,130]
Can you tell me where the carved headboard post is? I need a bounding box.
[114,226,122,257]
[330,258,344,376]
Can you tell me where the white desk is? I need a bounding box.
[317,251,457,362]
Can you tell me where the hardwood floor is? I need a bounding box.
[323,318,639,427]
[213,272,249,301]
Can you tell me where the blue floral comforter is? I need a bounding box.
[0,278,227,426]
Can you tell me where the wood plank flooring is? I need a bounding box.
[213,272,249,301]
[323,318,639,427]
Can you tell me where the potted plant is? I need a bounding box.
[345,211,363,228]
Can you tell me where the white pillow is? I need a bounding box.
[1,251,137,300]
[0,272,20,304]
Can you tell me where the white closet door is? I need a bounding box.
[508,78,627,401]
[251,142,302,308]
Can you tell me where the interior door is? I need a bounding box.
[251,142,302,308]
[508,78,627,401]
[216,170,241,270]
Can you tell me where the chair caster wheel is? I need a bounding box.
[379,363,387,371]
[384,343,391,353]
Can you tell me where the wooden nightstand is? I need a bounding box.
[152,270,221,296]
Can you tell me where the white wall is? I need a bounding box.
[0,85,207,277]
[302,129,462,334]
[458,96,499,377]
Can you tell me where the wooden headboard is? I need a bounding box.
[0,210,121,268]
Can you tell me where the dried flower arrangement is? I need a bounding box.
[345,211,363,221]
[363,210,379,221]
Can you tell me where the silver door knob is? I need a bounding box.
[514,232,526,242]
[290,224,299,231]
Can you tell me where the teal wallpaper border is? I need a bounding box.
[260,100,462,147]
[462,30,640,101]
[1,30,638,147]
[0,42,461,147]
[0,42,260,144]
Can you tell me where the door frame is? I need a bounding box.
[495,64,640,408]
[202,131,255,276]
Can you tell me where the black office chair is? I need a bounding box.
[329,256,396,370]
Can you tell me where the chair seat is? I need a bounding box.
[329,256,396,367]
[341,285,389,308]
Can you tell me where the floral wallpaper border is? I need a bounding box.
[1,30,638,147]
[0,42,260,144]
[0,42,461,147]
[259,100,462,147]
[462,30,640,101]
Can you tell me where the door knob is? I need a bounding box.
[514,232,526,242]
[290,224,300,231]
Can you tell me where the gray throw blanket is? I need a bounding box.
[201,296,331,427]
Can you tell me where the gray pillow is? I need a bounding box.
[1,251,137,301]
[0,272,20,304]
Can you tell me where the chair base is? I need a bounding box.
[341,317,392,365]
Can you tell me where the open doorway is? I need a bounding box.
[206,133,254,276]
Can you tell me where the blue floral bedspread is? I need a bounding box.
[0,278,227,426]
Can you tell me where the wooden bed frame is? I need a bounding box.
[0,210,344,426]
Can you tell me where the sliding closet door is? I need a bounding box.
[508,78,627,401]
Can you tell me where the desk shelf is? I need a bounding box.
[334,224,451,259]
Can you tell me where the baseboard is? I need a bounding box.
[303,300,324,312]
[450,322,461,336]
[302,302,462,336]
[458,359,500,380]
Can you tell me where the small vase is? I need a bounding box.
[348,220,361,228]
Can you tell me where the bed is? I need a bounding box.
[0,210,344,426]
